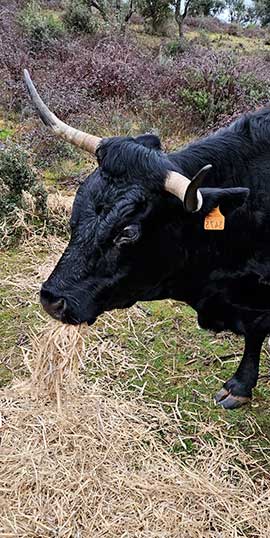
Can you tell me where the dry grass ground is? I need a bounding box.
[1,379,270,537]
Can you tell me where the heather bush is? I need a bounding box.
[0,6,29,109]
[151,49,270,128]
[186,59,269,126]
[244,24,267,39]
[18,0,64,51]
[192,28,212,47]
[129,12,144,25]
[1,1,270,157]
[185,15,228,33]
[32,136,83,169]
[80,38,154,101]
[240,74,270,105]
[5,36,268,143]
[178,56,242,125]
[226,22,242,37]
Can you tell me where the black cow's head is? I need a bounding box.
[24,70,249,325]
[40,133,196,325]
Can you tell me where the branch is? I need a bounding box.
[183,0,192,20]
[175,0,192,23]
[175,0,181,23]
[125,0,135,23]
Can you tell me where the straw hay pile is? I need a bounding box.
[24,322,86,409]
[1,322,270,537]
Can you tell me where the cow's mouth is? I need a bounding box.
[86,316,97,326]
[57,308,97,326]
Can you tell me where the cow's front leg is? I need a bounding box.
[215,333,266,409]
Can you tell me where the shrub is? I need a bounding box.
[78,38,154,101]
[18,0,64,51]
[0,144,37,198]
[185,15,228,34]
[190,67,241,124]
[180,88,210,117]
[244,24,266,39]
[0,144,48,247]
[164,38,190,56]
[2,0,270,160]
[191,29,211,48]
[63,0,99,34]
[240,74,270,106]
[129,12,144,25]
[175,55,239,126]
[173,51,270,129]
[226,23,242,37]
[164,40,183,57]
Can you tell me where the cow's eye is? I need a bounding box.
[114,224,140,246]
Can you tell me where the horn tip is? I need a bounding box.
[23,69,33,96]
[23,68,30,83]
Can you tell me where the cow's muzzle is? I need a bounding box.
[40,288,67,321]
[40,285,98,325]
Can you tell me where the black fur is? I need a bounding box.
[40,108,270,408]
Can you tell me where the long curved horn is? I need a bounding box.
[165,164,212,212]
[24,69,101,154]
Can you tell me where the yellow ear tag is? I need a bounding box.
[204,206,225,231]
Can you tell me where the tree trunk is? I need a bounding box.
[175,0,192,42]
[120,0,134,34]
[178,16,184,38]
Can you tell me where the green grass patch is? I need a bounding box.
[0,127,14,141]
[83,298,270,461]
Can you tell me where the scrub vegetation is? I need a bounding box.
[1,1,270,535]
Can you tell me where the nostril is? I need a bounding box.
[40,288,57,306]
[40,287,67,320]
[53,298,67,314]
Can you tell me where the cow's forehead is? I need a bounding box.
[71,168,148,225]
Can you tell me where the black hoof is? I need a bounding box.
[214,376,253,409]
[214,388,251,409]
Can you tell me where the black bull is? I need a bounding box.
[40,108,270,410]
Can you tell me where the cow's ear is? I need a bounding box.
[200,187,249,215]
[135,134,162,151]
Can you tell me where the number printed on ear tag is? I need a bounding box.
[204,206,225,231]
